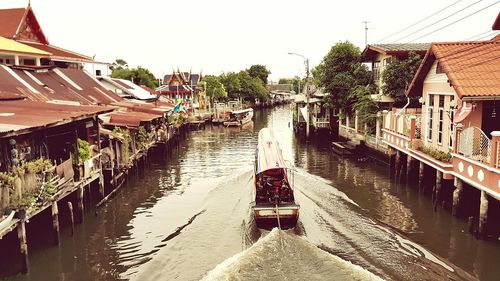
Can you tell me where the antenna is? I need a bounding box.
[362,21,371,46]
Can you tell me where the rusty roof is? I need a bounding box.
[407,39,500,98]
[0,100,114,137]
[361,43,430,61]
[21,41,92,62]
[106,111,163,128]
[0,65,123,105]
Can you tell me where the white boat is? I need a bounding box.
[223,108,254,127]
[0,210,15,233]
[252,128,299,229]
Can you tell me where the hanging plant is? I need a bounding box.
[77,139,92,163]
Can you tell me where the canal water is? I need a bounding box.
[3,106,499,281]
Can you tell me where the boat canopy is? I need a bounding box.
[231,108,253,114]
[255,128,288,175]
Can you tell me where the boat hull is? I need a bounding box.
[252,203,299,229]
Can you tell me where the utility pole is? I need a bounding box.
[362,21,370,46]
[305,58,310,139]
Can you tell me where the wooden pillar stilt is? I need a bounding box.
[389,150,396,177]
[406,156,413,183]
[395,151,401,180]
[77,187,84,223]
[452,177,463,217]
[67,201,75,236]
[398,153,407,183]
[51,201,60,245]
[17,221,29,274]
[433,170,442,211]
[418,161,425,190]
[478,190,489,237]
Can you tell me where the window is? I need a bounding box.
[23,59,35,66]
[436,95,445,145]
[95,69,102,76]
[383,57,393,66]
[438,108,444,145]
[373,61,380,82]
[427,94,434,141]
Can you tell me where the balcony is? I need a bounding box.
[312,117,330,129]
[382,110,422,150]
[452,129,500,198]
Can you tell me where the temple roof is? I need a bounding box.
[0,6,48,44]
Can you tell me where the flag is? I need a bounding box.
[173,100,182,113]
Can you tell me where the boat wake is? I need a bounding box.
[132,167,474,281]
[201,228,383,281]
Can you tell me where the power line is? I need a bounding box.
[393,0,484,43]
[463,29,495,40]
[375,0,465,43]
[407,1,500,43]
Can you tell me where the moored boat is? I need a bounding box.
[252,128,299,229]
[223,108,254,127]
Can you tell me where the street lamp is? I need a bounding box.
[288,52,310,138]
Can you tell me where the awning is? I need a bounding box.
[453,101,472,123]
[256,128,288,174]
[299,105,308,121]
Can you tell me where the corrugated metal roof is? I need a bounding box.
[0,100,114,136]
[361,43,430,61]
[22,42,92,62]
[407,39,500,98]
[108,78,157,100]
[106,111,162,128]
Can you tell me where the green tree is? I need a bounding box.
[247,64,271,85]
[219,72,242,100]
[314,41,371,113]
[111,59,158,88]
[279,76,304,94]
[349,85,379,133]
[237,71,269,102]
[203,75,227,102]
[382,51,422,105]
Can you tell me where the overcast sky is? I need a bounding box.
[1,0,499,81]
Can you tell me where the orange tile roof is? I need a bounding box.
[407,39,500,99]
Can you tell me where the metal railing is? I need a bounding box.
[458,126,491,164]
[497,141,500,169]
[313,117,330,128]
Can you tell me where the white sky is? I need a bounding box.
[1,0,499,81]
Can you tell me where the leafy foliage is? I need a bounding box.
[77,139,92,162]
[314,41,371,113]
[136,126,149,150]
[111,59,158,89]
[413,141,452,163]
[112,127,131,162]
[236,71,269,102]
[382,51,422,105]
[219,72,242,100]
[203,75,228,101]
[246,64,271,85]
[278,76,304,94]
[349,85,379,133]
